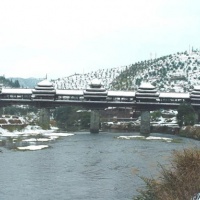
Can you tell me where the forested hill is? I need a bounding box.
[52,66,126,90]
[0,76,20,88]
[52,49,200,92]
[8,77,42,88]
[112,50,200,92]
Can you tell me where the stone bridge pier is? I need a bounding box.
[39,108,101,132]
[196,111,200,123]
[90,109,151,135]
[136,82,157,136]
[140,111,150,136]
[39,108,50,130]
[90,110,100,133]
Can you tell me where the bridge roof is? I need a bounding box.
[108,91,135,97]
[159,92,189,99]
[90,78,102,86]
[194,86,200,90]
[139,82,155,89]
[56,90,83,96]
[2,88,32,94]
[37,79,53,87]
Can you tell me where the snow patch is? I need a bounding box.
[117,135,173,142]
[117,136,145,140]
[43,132,74,137]
[146,136,172,142]
[0,125,74,151]
[22,138,52,142]
[17,145,49,151]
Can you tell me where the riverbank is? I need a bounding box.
[134,146,200,200]
[179,125,200,140]
[102,121,200,141]
[1,119,200,142]
[0,125,74,151]
[102,121,180,134]
[152,124,200,141]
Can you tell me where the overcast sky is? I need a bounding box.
[0,0,200,79]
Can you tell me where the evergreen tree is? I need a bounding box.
[13,80,20,88]
[177,103,196,126]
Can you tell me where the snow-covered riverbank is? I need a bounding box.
[0,125,74,151]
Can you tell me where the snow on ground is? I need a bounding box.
[146,136,172,142]
[117,136,145,140]
[0,125,74,151]
[22,138,53,142]
[43,132,74,137]
[17,145,49,151]
[117,135,173,142]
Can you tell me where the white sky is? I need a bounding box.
[0,0,200,79]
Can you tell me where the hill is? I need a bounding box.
[0,76,20,88]
[8,77,41,88]
[112,49,200,92]
[51,66,126,90]
[52,49,200,92]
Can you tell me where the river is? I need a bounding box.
[0,131,199,200]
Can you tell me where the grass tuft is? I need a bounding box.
[134,147,200,200]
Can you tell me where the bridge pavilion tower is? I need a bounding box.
[84,79,107,133]
[32,79,56,129]
[136,82,159,135]
[190,85,200,122]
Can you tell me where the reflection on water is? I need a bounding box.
[0,131,199,200]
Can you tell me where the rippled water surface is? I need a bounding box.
[0,131,199,200]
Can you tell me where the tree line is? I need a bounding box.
[0,76,20,88]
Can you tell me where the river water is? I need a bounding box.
[0,131,199,200]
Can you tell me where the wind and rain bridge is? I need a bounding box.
[0,78,200,135]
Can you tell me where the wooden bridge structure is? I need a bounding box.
[1,79,200,134]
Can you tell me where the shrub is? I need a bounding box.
[151,111,162,121]
[0,119,7,124]
[8,119,21,124]
[179,126,200,140]
[134,148,200,200]
[3,125,25,132]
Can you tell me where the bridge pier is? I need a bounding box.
[90,110,100,133]
[38,108,50,130]
[140,111,150,136]
[195,112,200,123]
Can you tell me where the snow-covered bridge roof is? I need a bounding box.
[56,90,83,96]
[108,91,135,97]
[2,88,32,94]
[159,92,190,99]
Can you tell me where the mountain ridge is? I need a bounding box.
[51,49,200,92]
[9,49,200,92]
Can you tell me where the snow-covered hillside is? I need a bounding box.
[51,49,200,92]
[51,66,126,89]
